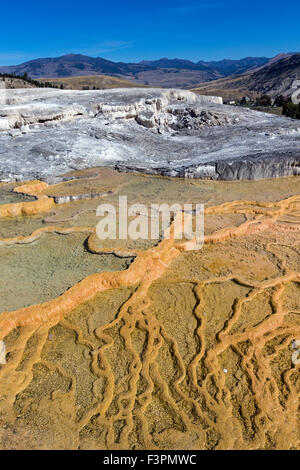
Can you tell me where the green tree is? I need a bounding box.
[282,100,300,119]
[274,95,285,107]
[259,94,272,106]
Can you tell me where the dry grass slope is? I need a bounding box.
[191,75,260,101]
[38,75,146,90]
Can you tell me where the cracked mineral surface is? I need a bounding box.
[0,87,299,182]
[0,168,300,450]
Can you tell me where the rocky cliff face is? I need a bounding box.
[0,87,299,181]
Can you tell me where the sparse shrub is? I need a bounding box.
[282,100,300,119]
[274,95,285,107]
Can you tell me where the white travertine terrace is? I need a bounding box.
[0,87,299,181]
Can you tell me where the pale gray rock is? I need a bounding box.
[0,340,6,365]
[0,87,299,181]
[53,190,113,204]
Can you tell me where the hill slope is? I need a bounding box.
[38,75,147,90]
[191,53,300,99]
[0,76,36,89]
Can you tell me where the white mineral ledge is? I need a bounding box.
[0,87,299,182]
[0,340,6,365]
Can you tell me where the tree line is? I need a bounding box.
[0,72,60,89]
[272,94,300,118]
[234,94,300,120]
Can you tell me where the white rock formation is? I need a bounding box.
[0,341,6,365]
[0,87,299,181]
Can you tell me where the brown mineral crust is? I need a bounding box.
[0,180,54,218]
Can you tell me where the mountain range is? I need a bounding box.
[0,54,271,88]
[1,52,299,94]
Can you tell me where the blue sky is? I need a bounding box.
[1,0,299,65]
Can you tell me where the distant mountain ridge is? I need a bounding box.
[200,57,270,75]
[0,53,271,88]
[142,56,270,75]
